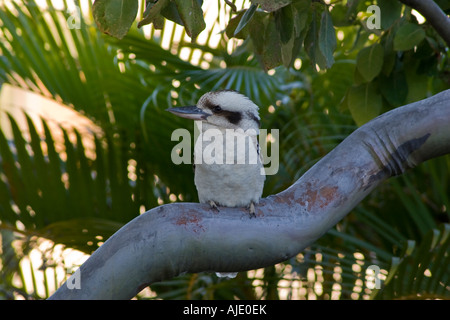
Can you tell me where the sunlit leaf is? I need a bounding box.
[174,0,206,41]
[356,43,384,82]
[138,0,169,28]
[234,4,258,36]
[347,83,382,126]
[393,23,426,51]
[318,10,336,69]
[250,0,292,12]
[377,0,402,30]
[93,0,139,39]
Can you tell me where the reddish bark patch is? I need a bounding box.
[175,212,205,234]
[297,183,339,211]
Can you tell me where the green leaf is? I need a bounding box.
[250,0,292,12]
[280,32,299,68]
[160,0,205,30]
[234,4,258,36]
[393,23,426,51]
[92,0,139,39]
[318,10,336,69]
[275,4,294,44]
[292,0,310,37]
[347,83,382,126]
[160,1,185,26]
[377,0,402,30]
[379,70,408,106]
[356,43,384,82]
[138,0,170,28]
[248,12,269,55]
[174,0,206,41]
[304,2,326,69]
[405,65,429,103]
[279,0,309,68]
[353,64,367,85]
[226,11,246,39]
[261,16,282,71]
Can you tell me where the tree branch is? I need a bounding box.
[399,0,450,47]
[49,90,450,300]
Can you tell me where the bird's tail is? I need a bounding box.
[215,272,238,278]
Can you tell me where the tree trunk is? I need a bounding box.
[49,89,450,299]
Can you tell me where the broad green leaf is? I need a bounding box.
[275,4,294,44]
[160,1,185,26]
[234,4,258,36]
[379,70,408,106]
[92,0,139,39]
[159,0,205,29]
[278,0,310,68]
[330,3,352,27]
[356,43,384,82]
[138,0,169,28]
[292,0,310,37]
[226,11,247,39]
[347,83,382,126]
[381,51,396,76]
[174,0,206,41]
[377,0,402,30]
[248,12,269,55]
[405,66,429,103]
[261,17,282,70]
[353,65,367,85]
[280,34,294,67]
[393,23,426,51]
[275,4,298,67]
[304,2,327,69]
[281,31,305,68]
[318,10,336,69]
[250,0,292,12]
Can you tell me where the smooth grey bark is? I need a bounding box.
[49,90,450,300]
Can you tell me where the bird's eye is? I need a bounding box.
[213,105,222,112]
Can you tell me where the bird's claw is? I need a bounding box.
[209,200,220,212]
[248,202,256,218]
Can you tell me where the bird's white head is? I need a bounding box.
[167,90,261,131]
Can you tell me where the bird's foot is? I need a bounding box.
[248,202,256,218]
[209,200,220,212]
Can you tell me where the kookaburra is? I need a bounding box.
[167,90,265,218]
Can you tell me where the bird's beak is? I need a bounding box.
[166,106,210,121]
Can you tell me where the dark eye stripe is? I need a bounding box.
[203,98,244,125]
[204,100,217,112]
[224,111,242,124]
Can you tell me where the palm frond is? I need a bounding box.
[0,113,131,250]
[374,224,450,299]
